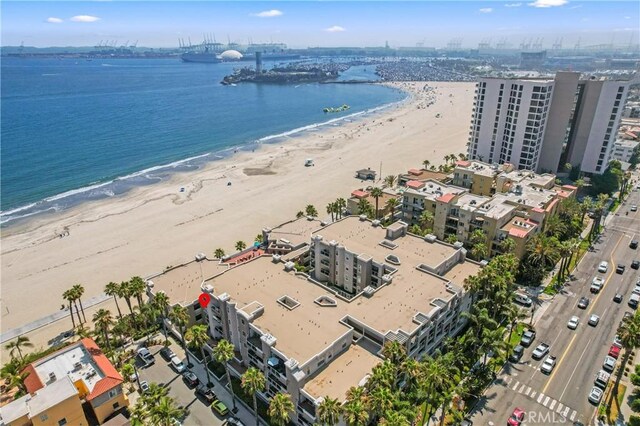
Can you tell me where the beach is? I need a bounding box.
[0,81,475,354]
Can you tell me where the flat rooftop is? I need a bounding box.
[403,179,465,201]
[455,160,496,177]
[34,344,104,394]
[454,193,490,211]
[402,169,449,182]
[27,376,78,416]
[477,195,515,220]
[149,259,228,306]
[501,217,538,238]
[303,344,381,402]
[267,217,325,250]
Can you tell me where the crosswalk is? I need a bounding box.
[503,376,578,422]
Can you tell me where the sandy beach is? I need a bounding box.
[0,81,475,354]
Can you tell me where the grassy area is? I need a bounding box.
[545,238,591,293]
[599,382,627,424]
[509,323,526,347]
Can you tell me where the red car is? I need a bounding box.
[609,345,621,359]
[507,407,525,426]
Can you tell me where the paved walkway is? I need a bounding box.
[0,293,110,344]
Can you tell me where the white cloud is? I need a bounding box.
[624,16,631,19]
[70,15,101,22]
[324,25,346,33]
[251,9,283,18]
[46,17,63,24]
[479,8,493,13]
[614,27,636,32]
[528,0,568,7]
[504,3,523,7]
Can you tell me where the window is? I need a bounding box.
[58,419,67,426]
[113,402,120,409]
[108,389,118,399]
[40,414,49,422]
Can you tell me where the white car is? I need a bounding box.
[598,261,609,273]
[589,314,600,326]
[590,277,604,293]
[588,387,603,404]
[541,355,557,374]
[632,205,638,212]
[567,316,580,330]
[140,380,149,393]
[170,356,186,373]
[603,356,617,372]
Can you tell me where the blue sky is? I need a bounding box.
[1,1,638,48]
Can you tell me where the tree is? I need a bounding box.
[371,187,384,219]
[92,309,114,350]
[169,305,192,368]
[445,234,458,244]
[368,386,394,419]
[214,248,225,259]
[317,396,342,426]
[382,341,407,366]
[379,412,410,426]
[235,240,247,251]
[343,400,369,426]
[384,175,397,188]
[153,291,171,340]
[385,198,399,220]
[630,143,640,168]
[4,336,33,362]
[357,198,373,217]
[213,339,237,409]
[612,313,640,402]
[268,392,295,426]
[255,233,264,244]
[327,202,336,222]
[296,211,305,219]
[305,204,318,217]
[468,229,488,261]
[62,288,78,329]
[335,198,347,219]
[71,284,87,323]
[129,276,147,307]
[105,281,123,319]
[150,396,185,426]
[241,367,266,426]
[186,324,213,387]
[423,160,431,169]
[525,235,560,269]
[120,280,135,317]
[409,224,423,236]
[591,160,622,195]
[419,210,434,231]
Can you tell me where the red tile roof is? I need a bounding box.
[408,168,422,175]
[532,207,545,213]
[545,198,559,212]
[455,160,471,167]
[508,228,529,239]
[351,190,368,198]
[436,193,456,203]
[23,364,44,394]
[406,180,425,190]
[81,338,123,401]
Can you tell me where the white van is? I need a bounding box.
[514,293,532,307]
[629,293,640,309]
[598,261,609,273]
[170,356,185,373]
[594,369,610,389]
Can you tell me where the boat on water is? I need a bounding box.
[323,104,351,113]
[181,51,222,63]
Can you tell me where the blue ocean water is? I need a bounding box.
[1,58,405,225]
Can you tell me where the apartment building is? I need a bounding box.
[0,339,127,426]
[611,139,638,163]
[398,168,449,187]
[346,188,399,219]
[468,72,631,175]
[199,217,480,425]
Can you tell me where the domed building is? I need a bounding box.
[220,50,243,61]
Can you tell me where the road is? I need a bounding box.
[469,183,640,426]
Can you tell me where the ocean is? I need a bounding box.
[0,58,405,225]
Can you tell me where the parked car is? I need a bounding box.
[137,347,155,368]
[632,260,639,270]
[514,293,532,307]
[170,356,186,373]
[590,277,604,293]
[632,204,638,212]
[507,408,525,426]
[617,264,626,274]
[594,370,611,389]
[520,330,536,347]
[629,293,639,309]
[532,343,550,360]
[140,380,149,393]
[598,261,609,273]
[211,400,230,416]
[160,347,176,362]
[578,297,590,309]
[603,356,617,372]
[588,314,600,326]
[588,387,603,404]
[183,370,199,388]
[510,345,525,362]
[614,335,623,348]
[226,418,246,426]
[541,355,557,374]
[609,345,621,359]
[567,316,579,330]
[196,384,217,403]
[631,239,638,249]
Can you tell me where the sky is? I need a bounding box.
[1,1,638,49]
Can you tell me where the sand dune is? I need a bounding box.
[0,82,475,351]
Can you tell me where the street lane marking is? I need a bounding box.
[518,383,526,393]
[543,396,550,406]
[530,391,537,399]
[537,393,544,403]
[549,400,556,410]
[542,234,624,394]
[525,386,531,396]
[512,381,519,391]
[555,402,562,413]
[559,338,592,400]
[562,406,570,417]
[570,411,577,421]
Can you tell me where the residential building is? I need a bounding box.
[467,72,632,175]
[199,217,480,425]
[346,188,399,219]
[611,139,638,163]
[0,339,127,426]
[401,179,466,225]
[355,168,376,181]
[451,160,513,196]
[398,168,449,187]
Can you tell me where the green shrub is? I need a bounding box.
[630,398,640,412]
[629,414,640,426]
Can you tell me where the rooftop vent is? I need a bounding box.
[362,286,376,298]
[359,214,368,221]
[385,254,401,265]
[372,220,381,227]
[272,254,282,263]
[195,253,206,261]
[314,295,337,307]
[277,295,300,311]
[382,274,393,284]
[284,261,295,272]
[379,240,398,250]
[73,362,83,371]
[424,234,437,243]
[48,372,57,382]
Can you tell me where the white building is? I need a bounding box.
[611,139,639,163]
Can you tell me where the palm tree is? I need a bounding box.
[169,305,192,367]
[296,211,305,219]
[255,233,264,244]
[92,309,114,349]
[445,234,458,244]
[612,313,640,401]
[72,284,87,323]
[327,202,336,221]
[368,386,394,419]
[150,396,185,426]
[419,210,434,231]
[214,248,225,259]
[213,339,237,409]
[235,240,247,251]
[422,160,431,169]
[129,276,147,307]
[335,198,347,219]
[105,281,123,319]
[241,367,266,426]
[4,336,33,362]
[379,412,410,426]
[153,291,171,340]
[385,197,399,220]
[384,175,397,188]
[370,187,384,219]
[356,198,373,217]
[382,341,407,366]
[305,204,318,217]
[317,396,342,425]
[120,280,135,317]
[186,324,213,387]
[120,362,135,384]
[62,288,78,329]
[526,235,560,269]
[268,392,295,426]
[343,400,369,426]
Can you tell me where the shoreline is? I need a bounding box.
[0,81,474,351]
[0,83,408,229]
